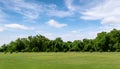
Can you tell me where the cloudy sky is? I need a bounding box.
[0,0,120,45]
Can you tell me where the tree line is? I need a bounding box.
[0,29,120,53]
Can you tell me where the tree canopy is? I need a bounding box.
[1,29,120,53]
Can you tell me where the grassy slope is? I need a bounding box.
[0,52,120,69]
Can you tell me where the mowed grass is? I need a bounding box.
[0,52,120,69]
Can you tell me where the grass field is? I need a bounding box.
[0,52,120,69]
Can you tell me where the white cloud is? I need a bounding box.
[65,0,100,11]
[37,29,98,42]
[102,16,120,24]
[65,0,76,11]
[65,0,73,10]
[81,0,120,25]
[46,10,73,17]
[44,3,74,17]
[64,0,103,18]
[0,28,4,32]
[71,30,78,33]
[0,0,75,19]
[47,19,67,28]
[0,0,41,20]
[0,34,29,46]
[99,24,120,32]
[5,24,29,30]
[59,29,98,41]
[0,36,16,46]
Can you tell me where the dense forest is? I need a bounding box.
[0,29,120,53]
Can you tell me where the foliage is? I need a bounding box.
[1,29,120,52]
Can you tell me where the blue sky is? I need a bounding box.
[0,0,120,45]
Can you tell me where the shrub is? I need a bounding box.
[89,49,93,53]
[32,47,39,52]
[116,49,120,52]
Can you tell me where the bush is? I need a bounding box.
[46,49,50,52]
[21,49,25,53]
[99,49,103,52]
[63,49,67,52]
[89,49,93,53]
[54,48,59,52]
[32,47,39,52]
[108,49,111,52]
[9,50,13,54]
[4,51,7,54]
[116,49,120,52]
[15,51,18,53]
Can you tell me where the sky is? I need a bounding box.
[0,0,120,45]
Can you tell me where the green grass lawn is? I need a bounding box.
[0,52,120,69]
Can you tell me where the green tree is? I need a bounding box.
[95,32,109,52]
[32,47,39,52]
[113,42,120,52]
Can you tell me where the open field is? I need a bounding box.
[0,52,120,69]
